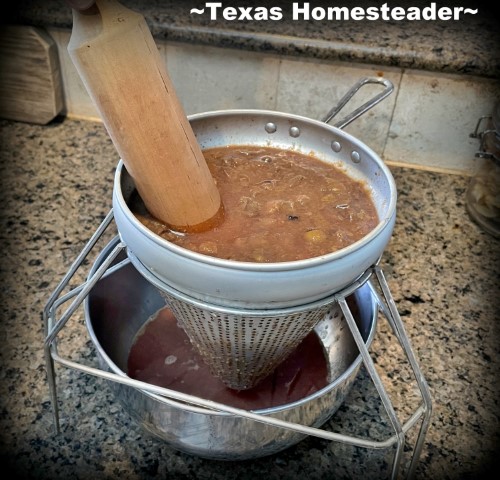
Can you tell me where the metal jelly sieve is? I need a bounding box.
[116,77,397,390]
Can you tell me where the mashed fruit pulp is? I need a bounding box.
[132,145,379,262]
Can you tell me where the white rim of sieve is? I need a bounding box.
[113,109,397,273]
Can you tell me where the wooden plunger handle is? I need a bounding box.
[67,0,222,232]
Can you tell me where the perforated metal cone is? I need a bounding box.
[159,288,338,390]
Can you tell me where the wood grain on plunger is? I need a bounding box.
[67,0,221,231]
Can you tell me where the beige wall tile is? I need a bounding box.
[44,29,500,174]
[164,42,280,115]
[276,57,402,157]
[385,70,500,174]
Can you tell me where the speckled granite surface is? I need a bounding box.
[4,0,500,78]
[1,116,499,479]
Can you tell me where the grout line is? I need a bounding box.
[381,69,404,159]
[385,160,470,176]
[66,112,103,123]
[273,56,283,111]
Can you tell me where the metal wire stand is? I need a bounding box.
[44,210,432,480]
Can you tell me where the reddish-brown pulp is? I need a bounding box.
[132,145,378,262]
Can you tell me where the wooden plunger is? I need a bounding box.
[67,0,222,232]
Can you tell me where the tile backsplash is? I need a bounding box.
[48,27,499,175]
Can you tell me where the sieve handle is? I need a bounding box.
[321,77,394,129]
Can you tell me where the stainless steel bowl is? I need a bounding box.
[84,238,378,460]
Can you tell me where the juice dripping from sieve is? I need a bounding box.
[127,307,329,409]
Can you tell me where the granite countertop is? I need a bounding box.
[5,0,500,78]
[0,116,499,479]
